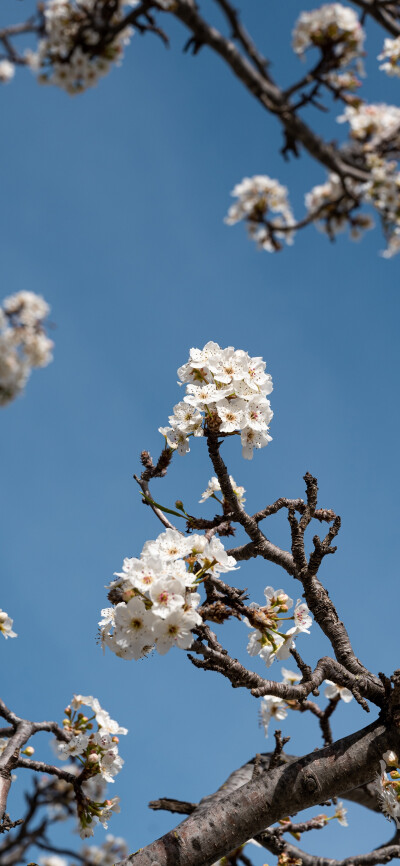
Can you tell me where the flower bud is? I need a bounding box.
[384,750,398,767]
[23,746,35,756]
[88,752,100,764]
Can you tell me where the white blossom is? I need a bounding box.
[40,857,68,866]
[225,175,295,252]
[199,475,246,504]
[293,600,312,633]
[153,608,202,654]
[292,4,365,71]
[334,802,348,826]
[324,680,353,703]
[0,60,15,83]
[0,291,53,406]
[378,37,400,78]
[337,103,400,149]
[81,835,129,866]
[260,695,288,737]
[71,696,128,735]
[29,0,134,94]
[56,733,90,760]
[0,610,17,639]
[281,667,302,685]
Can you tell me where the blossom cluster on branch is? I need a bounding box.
[159,341,273,459]
[27,0,134,94]
[100,527,237,659]
[3,1,400,255]
[0,291,53,406]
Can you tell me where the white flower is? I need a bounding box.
[292,4,364,69]
[0,292,53,406]
[383,751,399,767]
[378,783,400,826]
[158,426,190,455]
[241,427,272,460]
[30,0,133,94]
[110,597,156,659]
[265,587,293,609]
[324,680,353,703]
[294,600,312,633]
[98,797,121,828]
[40,857,68,866]
[260,695,287,737]
[281,667,302,685]
[199,536,238,574]
[149,577,186,618]
[334,801,348,826]
[99,748,124,784]
[225,175,294,252]
[199,475,246,504]
[378,37,400,77]
[153,609,200,654]
[0,610,17,639]
[71,696,128,735]
[56,733,90,760]
[0,60,15,83]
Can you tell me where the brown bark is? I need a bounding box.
[117,719,399,866]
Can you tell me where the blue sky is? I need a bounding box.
[1,1,399,863]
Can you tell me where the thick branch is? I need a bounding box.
[117,719,399,866]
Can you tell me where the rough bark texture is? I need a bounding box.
[118,719,399,866]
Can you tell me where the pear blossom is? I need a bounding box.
[324,680,353,703]
[153,608,202,654]
[0,60,15,83]
[71,696,128,735]
[294,599,312,633]
[81,835,129,866]
[0,291,53,406]
[40,857,67,866]
[56,733,90,760]
[102,527,237,660]
[337,103,400,149]
[0,610,17,639]
[161,343,273,459]
[281,667,302,685]
[28,0,134,95]
[225,175,295,252]
[260,695,288,737]
[245,586,311,667]
[378,37,400,78]
[334,802,348,826]
[199,475,246,504]
[292,4,365,71]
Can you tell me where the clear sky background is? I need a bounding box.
[1,1,399,863]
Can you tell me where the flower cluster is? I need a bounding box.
[0,609,17,639]
[199,475,246,504]
[54,695,127,837]
[100,528,237,659]
[305,172,373,240]
[337,102,400,150]
[225,175,295,252]
[0,59,15,83]
[324,680,353,703]
[378,37,400,78]
[27,0,134,94]
[245,587,312,668]
[159,341,273,460]
[41,837,129,866]
[292,4,365,71]
[362,156,400,257]
[0,291,53,406]
[377,751,400,828]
